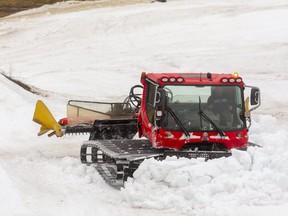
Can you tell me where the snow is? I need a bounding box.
[0,0,288,215]
[122,116,288,215]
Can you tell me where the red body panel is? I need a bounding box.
[141,122,248,150]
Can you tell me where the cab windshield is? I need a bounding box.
[157,85,245,132]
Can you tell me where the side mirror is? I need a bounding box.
[244,86,261,128]
[250,87,260,106]
[245,86,261,113]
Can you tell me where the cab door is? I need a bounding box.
[145,80,158,124]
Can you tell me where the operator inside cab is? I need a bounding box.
[207,86,234,126]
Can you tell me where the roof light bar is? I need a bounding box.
[161,77,184,83]
[221,77,242,83]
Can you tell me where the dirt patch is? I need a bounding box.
[0,0,61,17]
[1,0,151,20]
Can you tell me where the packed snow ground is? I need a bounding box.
[0,0,288,215]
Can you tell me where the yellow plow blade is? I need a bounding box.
[33,100,63,137]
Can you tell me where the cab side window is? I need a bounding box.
[146,81,157,123]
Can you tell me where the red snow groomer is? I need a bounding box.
[33,72,260,185]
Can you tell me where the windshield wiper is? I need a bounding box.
[167,107,190,138]
[198,97,225,138]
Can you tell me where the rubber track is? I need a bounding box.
[80,140,232,186]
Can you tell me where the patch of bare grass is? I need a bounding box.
[0,0,150,19]
[0,0,60,8]
[1,71,48,97]
[0,0,62,17]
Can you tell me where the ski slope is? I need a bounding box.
[0,0,288,215]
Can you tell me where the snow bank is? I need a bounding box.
[0,164,30,216]
[121,115,288,215]
[0,151,118,216]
